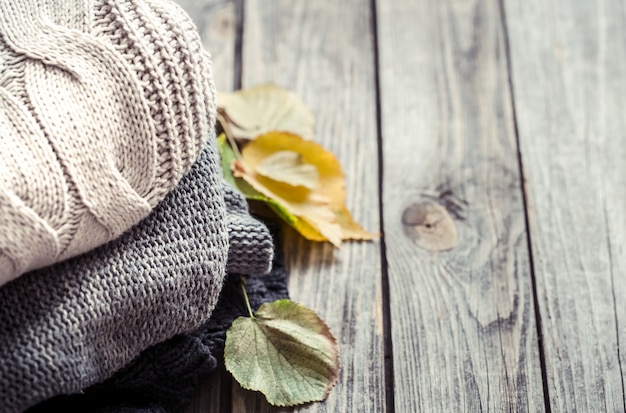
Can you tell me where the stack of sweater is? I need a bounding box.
[0,1,288,412]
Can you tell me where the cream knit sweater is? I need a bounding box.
[0,0,215,285]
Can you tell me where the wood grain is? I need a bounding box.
[377,0,545,411]
[504,0,626,410]
[175,0,237,92]
[233,0,386,412]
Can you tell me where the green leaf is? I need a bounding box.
[217,134,240,189]
[224,299,340,407]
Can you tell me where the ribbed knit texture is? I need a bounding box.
[0,0,216,285]
[224,186,274,275]
[27,239,289,413]
[0,144,274,413]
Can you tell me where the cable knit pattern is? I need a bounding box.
[0,0,216,285]
[0,144,274,413]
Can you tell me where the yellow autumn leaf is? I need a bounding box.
[335,206,378,241]
[256,150,319,190]
[218,134,338,242]
[218,84,315,141]
[233,132,377,245]
[234,157,342,247]
[291,218,326,242]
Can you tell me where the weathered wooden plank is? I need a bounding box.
[176,0,237,92]
[504,0,626,411]
[174,1,237,412]
[231,0,386,412]
[377,0,545,411]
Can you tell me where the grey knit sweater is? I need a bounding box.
[28,242,290,413]
[0,145,274,413]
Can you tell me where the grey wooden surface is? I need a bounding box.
[505,0,626,411]
[176,0,626,411]
[378,0,543,411]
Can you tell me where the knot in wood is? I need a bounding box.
[401,201,458,251]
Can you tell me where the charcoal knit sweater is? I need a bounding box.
[28,245,289,413]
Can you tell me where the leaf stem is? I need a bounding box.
[217,111,244,160]
[240,278,255,318]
